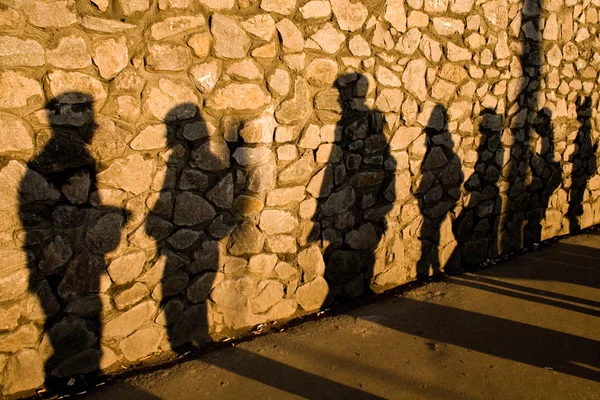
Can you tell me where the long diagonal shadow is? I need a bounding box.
[371,297,600,382]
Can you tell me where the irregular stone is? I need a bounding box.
[376,66,401,87]
[61,172,90,205]
[305,58,338,86]
[206,83,271,112]
[230,221,265,255]
[402,59,427,101]
[300,0,331,18]
[227,59,263,81]
[248,253,278,277]
[57,251,111,301]
[146,43,191,72]
[298,245,325,281]
[482,0,508,28]
[279,152,315,184]
[97,154,154,195]
[90,118,132,161]
[346,223,379,249]
[384,0,407,32]
[349,35,371,56]
[0,36,44,67]
[450,0,473,13]
[86,212,126,255]
[167,228,201,249]
[114,283,149,310]
[2,349,44,395]
[187,32,211,59]
[207,174,234,209]
[252,41,277,58]
[130,125,166,151]
[174,192,216,226]
[0,70,44,111]
[151,271,189,301]
[187,272,217,303]
[143,78,198,121]
[432,17,464,35]
[23,1,77,28]
[331,0,368,31]
[47,35,91,70]
[198,0,234,9]
[446,42,471,62]
[104,300,157,339]
[260,0,296,15]
[107,251,146,285]
[239,16,274,43]
[276,19,304,53]
[420,35,442,63]
[424,0,448,12]
[267,186,305,206]
[322,186,356,216]
[375,88,403,112]
[250,280,284,313]
[0,114,33,154]
[308,23,345,54]
[90,37,128,80]
[188,62,220,94]
[46,70,107,104]
[247,159,277,193]
[268,68,290,97]
[295,276,328,311]
[240,114,276,143]
[232,146,272,166]
[190,138,231,171]
[259,210,298,234]
[119,326,162,361]
[390,127,422,150]
[211,14,251,59]
[275,77,311,124]
[396,28,421,54]
[0,8,20,29]
[119,0,150,15]
[0,324,39,352]
[81,16,137,33]
[266,235,297,253]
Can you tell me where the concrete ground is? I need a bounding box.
[85,229,600,400]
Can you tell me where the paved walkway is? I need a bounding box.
[86,229,600,400]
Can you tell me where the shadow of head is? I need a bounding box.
[335,73,371,114]
[46,92,96,143]
[162,102,202,147]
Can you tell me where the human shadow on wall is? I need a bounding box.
[310,73,395,300]
[523,108,561,246]
[148,103,230,352]
[568,96,598,232]
[451,109,504,269]
[152,102,384,399]
[416,104,463,277]
[20,93,127,387]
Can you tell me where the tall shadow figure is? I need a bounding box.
[568,96,598,232]
[311,73,395,299]
[148,103,230,352]
[523,108,561,246]
[20,93,126,387]
[452,109,504,268]
[416,105,463,276]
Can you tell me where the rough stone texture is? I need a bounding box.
[0,36,44,67]
[211,14,251,59]
[1,0,600,393]
[206,83,271,112]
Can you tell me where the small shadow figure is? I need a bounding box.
[311,73,396,298]
[416,105,463,276]
[452,109,504,268]
[568,96,598,232]
[148,103,232,351]
[20,93,127,388]
[523,107,561,246]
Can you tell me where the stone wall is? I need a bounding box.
[1,0,600,395]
